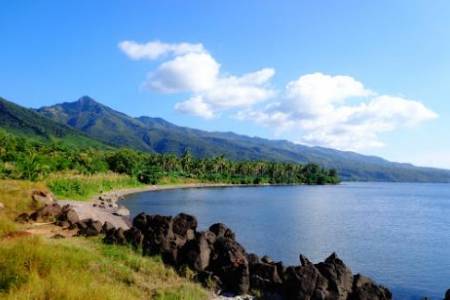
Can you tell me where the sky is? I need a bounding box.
[1,1,450,168]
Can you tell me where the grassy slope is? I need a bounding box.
[0,180,208,300]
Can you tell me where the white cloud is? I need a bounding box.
[118,40,205,60]
[120,40,438,151]
[119,40,275,118]
[146,52,220,93]
[174,96,215,119]
[239,74,437,151]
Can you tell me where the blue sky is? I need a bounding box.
[1,1,450,168]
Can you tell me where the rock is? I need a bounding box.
[247,253,261,265]
[445,289,450,300]
[350,274,392,300]
[56,205,79,226]
[173,213,198,238]
[284,253,369,300]
[315,252,354,299]
[31,190,54,207]
[102,221,115,233]
[0,202,4,210]
[261,255,273,264]
[284,256,328,300]
[113,206,130,217]
[104,227,127,245]
[210,236,250,294]
[209,223,235,240]
[182,230,216,271]
[29,203,62,222]
[125,227,144,249]
[132,212,148,231]
[249,260,283,293]
[77,218,103,236]
[15,212,30,223]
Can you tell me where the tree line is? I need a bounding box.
[0,130,340,185]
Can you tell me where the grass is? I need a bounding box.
[0,236,208,300]
[0,179,209,300]
[46,172,143,200]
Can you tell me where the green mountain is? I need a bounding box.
[34,96,450,182]
[0,97,106,148]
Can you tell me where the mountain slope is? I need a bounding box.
[0,97,106,148]
[36,96,450,182]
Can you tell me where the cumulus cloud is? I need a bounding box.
[238,73,438,150]
[119,40,275,118]
[120,40,437,151]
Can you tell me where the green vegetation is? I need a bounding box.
[46,173,142,200]
[0,180,208,300]
[0,129,340,189]
[35,96,450,183]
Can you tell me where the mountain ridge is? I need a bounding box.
[33,96,450,182]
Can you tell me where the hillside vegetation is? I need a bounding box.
[36,96,450,182]
[0,129,339,197]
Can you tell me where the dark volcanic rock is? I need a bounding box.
[315,252,354,299]
[210,236,250,294]
[182,230,216,271]
[209,223,235,240]
[125,227,144,249]
[350,274,392,300]
[104,227,127,245]
[172,213,197,238]
[102,221,115,234]
[29,203,62,222]
[77,218,103,236]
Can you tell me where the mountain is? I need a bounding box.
[0,97,106,148]
[33,96,450,182]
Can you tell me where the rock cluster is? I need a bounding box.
[103,212,392,300]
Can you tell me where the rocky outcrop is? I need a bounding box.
[104,212,392,299]
[17,205,393,299]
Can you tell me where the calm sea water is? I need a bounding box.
[122,182,450,299]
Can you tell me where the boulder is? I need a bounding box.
[56,205,79,226]
[284,256,329,300]
[210,236,250,294]
[209,223,235,240]
[132,212,148,231]
[104,227,127,245]
[173,213,198,238]
[350,274,392,300]
[125,227,144,249]
[182,230,216,271]
[31,190,54,207]
[77,219,103,236]
[250,260,283,292]
[102,221,115,234]
[445,289,450,300]
[315,252,354,299]
[29,203,62,222]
